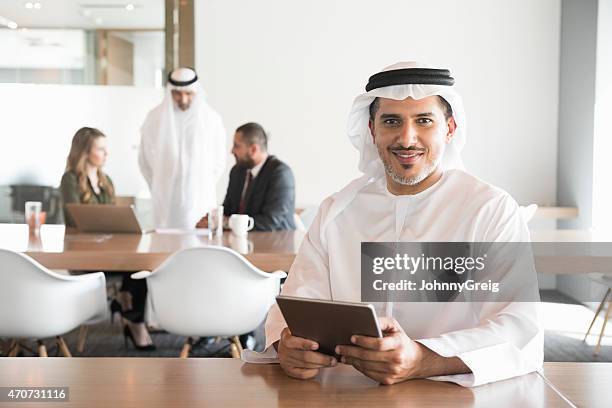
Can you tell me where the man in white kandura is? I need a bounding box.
[139,67,226,229]
[263,62,543,387]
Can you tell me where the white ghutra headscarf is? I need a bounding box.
[349,61,467,177]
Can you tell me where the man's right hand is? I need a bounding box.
[195,214,208,228]
[277,327,337,380]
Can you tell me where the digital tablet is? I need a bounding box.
[276,295,382,356]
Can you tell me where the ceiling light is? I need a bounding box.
[34,2,42,10]
[125,4,135,11]
[95,17,103,25]
[25,2,33,9]
[0,16,19,29]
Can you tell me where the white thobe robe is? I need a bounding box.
[263,169,543,387]
[139,100,226,229]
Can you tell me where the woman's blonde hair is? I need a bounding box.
[65,127,115,203]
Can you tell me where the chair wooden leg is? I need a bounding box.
[230,336,243,358]
[595,300,612,355]
[77,326,89,353]
[585,288,611,341]
[230,343,240,358]
[179,337,192,358]
[37,340,48,357]
[7,340,19,357]
[56,336,72,357]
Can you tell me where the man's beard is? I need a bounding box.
[175,102,191,111]
[235,155,256,169]
[379,148,442,186]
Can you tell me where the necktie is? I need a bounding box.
[239,170,253,214]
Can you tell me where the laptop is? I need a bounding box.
[65,204,151,234]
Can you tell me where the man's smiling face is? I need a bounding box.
[369,96,456,189]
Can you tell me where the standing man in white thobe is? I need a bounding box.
[262,62,543,387]
[139,67,226,229]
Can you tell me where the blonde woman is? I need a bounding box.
[60,127,115,225]
[60,127,155,351]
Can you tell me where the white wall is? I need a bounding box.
[196,0,561,207]
[0,84,163,197]
[557,0,598,230]
[0,1,562,215]
[132,32,165,88]
[593,0,612,231]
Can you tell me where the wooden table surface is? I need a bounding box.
[0,358,589,407]
[530,230,612,274]
[0,224,304,272]
[540,362,612,408]
[1,223,611,274]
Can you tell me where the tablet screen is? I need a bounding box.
[276,296,382,356]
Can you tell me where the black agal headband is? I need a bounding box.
[365,68,454,92]
[167,68,198,87]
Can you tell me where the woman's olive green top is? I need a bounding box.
[60,171,115,227]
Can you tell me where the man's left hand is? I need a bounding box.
[335,317,468,385]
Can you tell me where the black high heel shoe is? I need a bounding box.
[109,299,122,324]
[123,325,156,351]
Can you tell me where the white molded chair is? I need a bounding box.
[297,205,318,230]
[0,249,107,357]
[131,246,287,358]
[293,213,306,231]
[519,203,539,223]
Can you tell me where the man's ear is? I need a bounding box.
[368,120,376,143]
[445,117,457,143]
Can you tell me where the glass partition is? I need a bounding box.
[0,1,164,86]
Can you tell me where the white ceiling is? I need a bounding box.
[0,0,164,29]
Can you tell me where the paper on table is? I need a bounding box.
[64,234,113,243]
[241,347,279,364]
[155,228,211,235]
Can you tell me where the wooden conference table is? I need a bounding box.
[1,358,607,407]
[0,223,611,274]
[0,224,304,272]
[0,358,612,407]
[540,362,612,408]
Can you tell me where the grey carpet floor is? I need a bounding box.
[4,320,267,358]
[545,332,612,362]
[541,290,612,362]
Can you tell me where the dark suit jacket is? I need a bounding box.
[223,155,296,231]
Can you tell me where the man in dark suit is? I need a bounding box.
[197,122,296,231]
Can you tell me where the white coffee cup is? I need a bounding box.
[228,233,254,254]
[229,214,254,237]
